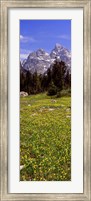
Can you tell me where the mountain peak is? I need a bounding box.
[36,48,45,53]
[55,43,62,50]
[37,48,44,51]
[22,44,71,74]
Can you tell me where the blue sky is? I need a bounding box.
[20,20,71,61]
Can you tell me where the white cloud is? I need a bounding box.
[20,49,31,61]
[57,34,70,40]
[20,49,31,54]
[20,54,28,60]
[20,35,24,40]
[20,35,36,43]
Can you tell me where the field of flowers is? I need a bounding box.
[20,93,71,181]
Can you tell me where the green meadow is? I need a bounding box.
[20,93,71,181]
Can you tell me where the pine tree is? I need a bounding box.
[20,71,26,91]
[51,59,66,90]
[47,81,57,96]
[65,70,71,89]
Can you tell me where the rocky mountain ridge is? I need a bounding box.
[21,43,71,74]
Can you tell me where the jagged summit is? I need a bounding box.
[36,48,45,53]
[22,43,71,74]
[55,43,62,50]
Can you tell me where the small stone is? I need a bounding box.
[20,91,28,97]
[51,99,56,103]
[49,108,54,111]
[66,108,70,112]
[39,109,43,112]
[66,115,71,118]
[31,113,37,116]
[20,165,24,170]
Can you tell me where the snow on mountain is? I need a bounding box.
[50,43,71,71]
[22,43,71,74]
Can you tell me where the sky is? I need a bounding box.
[20,20,71,61]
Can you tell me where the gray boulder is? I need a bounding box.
[20,91,28,97]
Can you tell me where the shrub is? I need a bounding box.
[56,91,61,98]
[47,82,57,96]
[60,89,71,97]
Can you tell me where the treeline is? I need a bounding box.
[20,59,71,96]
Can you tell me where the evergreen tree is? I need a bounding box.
[41,74,48,92]
[65,70,71,89]
[20,71,26,91]
[47,81,57,96]
[47,68,52,87]
[51,60,66,90]
[32,71,41,94]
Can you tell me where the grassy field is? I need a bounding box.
[20,93,71,181]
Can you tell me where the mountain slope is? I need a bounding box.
[22,43,71,74]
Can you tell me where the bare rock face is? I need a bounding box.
[22,43,71,74]
[22,48,52,74]
[50,43,71,72]
[20,91,28,97]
